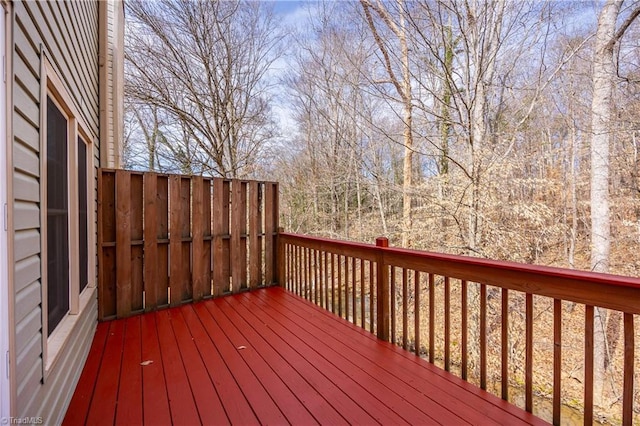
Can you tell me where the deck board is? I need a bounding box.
[63,287,548,426]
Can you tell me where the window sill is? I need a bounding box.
[44,285,97,379]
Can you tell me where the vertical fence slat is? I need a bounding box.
[338,255,343,318]
[461,280,468,381]
[414,270,420,356]
[502,288,509,401]
[157,176,169,306]
[390,267,396,345]
[264,183,278,284]
[480,283,487,390]
[249,182,262,289]
[525,292,533,412]
[361,259,365,330]
[98,170,116,320]
[444,276,450,371]
[192,177,204,301]
[169,175,182,307]
[584,305,594,425]
[370,260,375,334]
[203,179,212,298]
[553,298,561,424]
[622,313,634,426]
[376,237,389,341]
[213,178,230,296]
[231,180,247,293]
[180,177,192,302]
[345,256,350,322]
[143,173,158,312]
[351,257,356,325]
[115,171,132,317]
[402,268,408,351]
[130,174,144,312]
[429,273,435,363]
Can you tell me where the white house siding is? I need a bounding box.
[11,0,101,421]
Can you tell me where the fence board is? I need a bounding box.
[157,176,169,306]
[169,175,183,307]
[180,177,192,302]
[265,183,278,284]
[231,180,248,292]
[131,174,144,312]
[192,177,204,302]
[98,170,116,319]
[143,173,158,311]
[115,171,132,318]
[98,170,278,319]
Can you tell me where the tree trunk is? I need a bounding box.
[590,0,620,408]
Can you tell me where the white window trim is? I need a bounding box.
[40,56,97,378]
[1,1,11,418]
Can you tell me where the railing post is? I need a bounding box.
[376,237,389,341]
[276,227,285,287]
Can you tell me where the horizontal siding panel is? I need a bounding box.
[16,308,41,356]
[14,229,40,263]
[16,360,42,415]
[14,15,40,75]
[36,296,97,423]
[13,172,39,203]
[14,52,39,101]
[15,280,41,325]
[16,333,41,385]
[14,256,40,294]
[13,201,39,230]
[14,115,40,152]
[13,142,40,178]
[14,83,39,128]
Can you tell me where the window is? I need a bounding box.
[41,58,96,360]
[46,96,70,335]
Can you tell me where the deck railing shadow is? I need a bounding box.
[278,232,640,425]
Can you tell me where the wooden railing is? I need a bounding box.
[278,232,640,425]
[98,169,279,320]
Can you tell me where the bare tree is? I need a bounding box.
[360,0,415,248]
[589,0,640,407]
[124,0,282,178]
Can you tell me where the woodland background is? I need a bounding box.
[122,0,640,423]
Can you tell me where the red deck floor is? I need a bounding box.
[63,287,547,425]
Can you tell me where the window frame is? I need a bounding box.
[40,56,96,376]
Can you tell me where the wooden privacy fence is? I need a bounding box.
[98,169,279,320]
[278,232,640,425]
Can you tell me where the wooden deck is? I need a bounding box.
[62,287,547,425]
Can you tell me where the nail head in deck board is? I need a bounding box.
[115,171,132,318]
